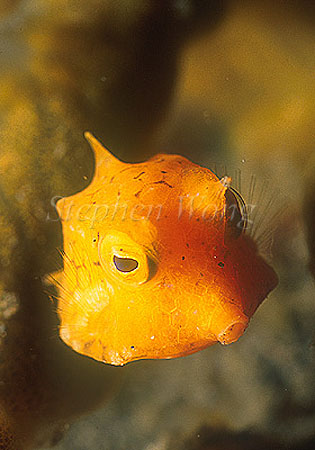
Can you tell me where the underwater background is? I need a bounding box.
[0,1,314,449]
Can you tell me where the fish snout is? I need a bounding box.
[217,320,248,345]
[210,305,249,345]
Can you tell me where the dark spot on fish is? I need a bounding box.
[200,272,204,277]
[161,170,167,174]
[92,238,97,243]
[111,167,132,183]
[135,189,143,198]
[102,346,108,361]
[218,262,225,268]
[120,167,133,174]
[181,256,185,261]
[153,180,173,188]
[131,345,135,350]
[134,171,145,180]
[186,243,190,248]
[226,298,237,307]
[93,261,101,266]
[84,341,93,351]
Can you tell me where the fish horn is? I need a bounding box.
[84,131,122,181]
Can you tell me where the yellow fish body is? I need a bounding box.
[54,133,278,366]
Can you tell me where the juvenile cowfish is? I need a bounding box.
[53,132,278,366]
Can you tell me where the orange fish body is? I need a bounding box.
[54,133,278,366]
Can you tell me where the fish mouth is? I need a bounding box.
[217,319,248,345]
[210,304,249,345]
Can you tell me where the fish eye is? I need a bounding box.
[113,255,139,273]
[99,231,155,284]
[224,187,247,241]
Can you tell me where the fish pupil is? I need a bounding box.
[113,255,139,272]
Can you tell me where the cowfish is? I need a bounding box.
[52,132,278,366]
